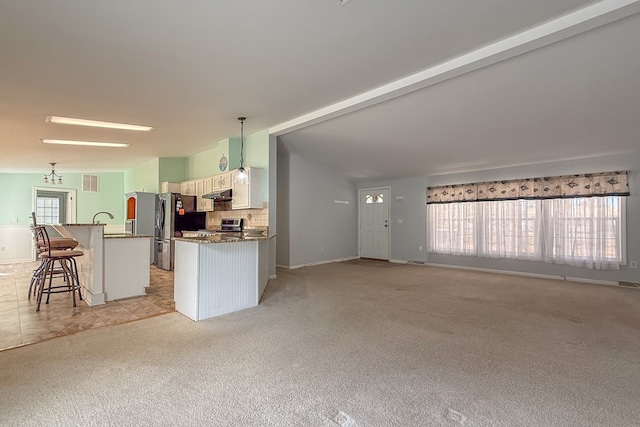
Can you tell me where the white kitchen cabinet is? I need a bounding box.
[232,167,263,209]
[161,181,181,193]
[213,172,233,191]
[196,177,214,212]
[180,180,196,196]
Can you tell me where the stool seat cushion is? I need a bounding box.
[38,238,79,250]
[40,249,85,258]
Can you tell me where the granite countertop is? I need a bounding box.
[58,223,106,226]
[104,233,153,239]
[175,234,268,244]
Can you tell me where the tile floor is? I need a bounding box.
[0,261,174,351]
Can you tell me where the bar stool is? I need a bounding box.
[28,225,79,297]
[32,226,84,311]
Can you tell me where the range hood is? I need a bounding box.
[201,188,232,200]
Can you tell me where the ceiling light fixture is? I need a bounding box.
[41,138,130,148]
[43,162,63,185]
[45,115,153,131]
[235,116,248,184]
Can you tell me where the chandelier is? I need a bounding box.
[43,162,63,184]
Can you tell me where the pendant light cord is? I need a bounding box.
[238,116,246,169]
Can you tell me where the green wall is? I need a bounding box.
[0,172,124,226]
[228,137,242,170]
[245,130,270,199]
[246,130,269,169]
[186,139,232,179]
[159,157,187,183]
[124,158,159,193]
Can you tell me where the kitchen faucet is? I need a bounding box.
[92,211,115,224]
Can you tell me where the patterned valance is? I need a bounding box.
[427,171,629,204]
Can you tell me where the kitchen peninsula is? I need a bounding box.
[51,224,151,304]
[173,233,269,321]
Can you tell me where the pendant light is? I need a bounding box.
[235,116,248,184]
[43,162,63,184]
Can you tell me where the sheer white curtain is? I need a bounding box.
[428,196,625,270]
[427,202,476,255]
[477,200,541,260]
[542,197,624,270]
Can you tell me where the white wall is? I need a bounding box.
[358,152,640,283]
[277,146,358,268]
[0,227,33,263]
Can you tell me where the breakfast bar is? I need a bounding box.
[173,234,269,321]
[51,224,152,304]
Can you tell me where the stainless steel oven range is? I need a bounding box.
[196,218,244,236]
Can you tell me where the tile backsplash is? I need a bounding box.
[206,203,269,230]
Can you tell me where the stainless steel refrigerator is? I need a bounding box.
[155,193,205,271]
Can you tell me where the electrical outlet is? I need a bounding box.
[320,246,324,252]
[630,260,638,269]
[418,245,423,252]
[0,246,5,252]
[397,218,403,224]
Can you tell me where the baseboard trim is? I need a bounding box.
[269,274,277,279]
[424,262,619,286]
[0,258,33,265]
[390,259,407,264]
[285,256,360,270]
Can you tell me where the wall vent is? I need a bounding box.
[407,260,425,265]
[82,174,99,192]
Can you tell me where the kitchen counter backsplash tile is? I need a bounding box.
[206,204,269,230]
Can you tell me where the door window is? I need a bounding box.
[36,191,66,224]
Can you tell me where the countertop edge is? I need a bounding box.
[175,236,268,244]
[104,234,153,239]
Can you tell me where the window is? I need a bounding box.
[36,196,60,224]
[365,193,384,204]
[428,196,625,269]
[543,197,624,269]
[479,199,540,260]
[428,202,476,255]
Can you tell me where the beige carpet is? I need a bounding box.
[2,260,640,426]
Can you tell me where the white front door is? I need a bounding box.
[359,188,389,260]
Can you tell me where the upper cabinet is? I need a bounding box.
[232,167,263,210]
[181,170,238,212]
[213,172,232,191]
[196,177,214,212]
[180,180,196,196]
[161,181,181,194]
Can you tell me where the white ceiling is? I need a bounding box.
[1,0,639,180]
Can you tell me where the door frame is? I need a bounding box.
[32,187,77,224]
[358,187,391,260]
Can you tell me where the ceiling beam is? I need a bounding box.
[270,0,640,136]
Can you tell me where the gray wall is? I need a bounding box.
[268,134,278,277]
[359,152,640,283]
[276,141,290,266]
[277,146,358,267]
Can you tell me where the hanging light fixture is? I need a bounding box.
[235,116,248,184]
[43,162,63,185]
